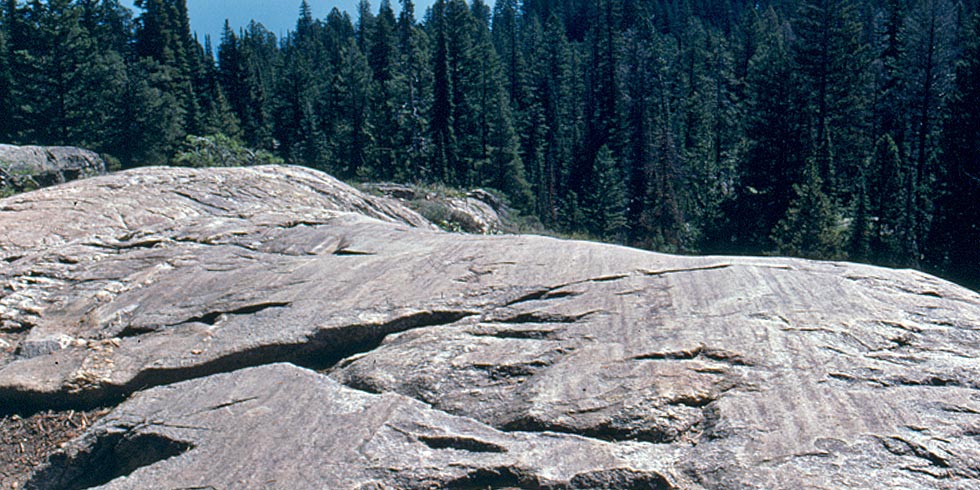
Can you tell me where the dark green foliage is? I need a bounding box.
[734,9,806,252]
[587,145,627,240]
[0,7,14,142]
[772,157,843,259]
[173,133,282,168]
[3,0,980,288]
[867,134,909,266]
[792,0,871,196]
[926,12,980,288]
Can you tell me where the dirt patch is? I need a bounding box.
[0,408,110,489]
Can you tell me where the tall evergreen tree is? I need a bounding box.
[521,15,576,226]
[793,0,871,195]
[867,134,909,266]
[330,38,375,179]
[393,0,430,181]
[236,22,279,150]
[926,12,980,287]
[368,0,399,179]
[428,0,454,183]
[734,8,806,251]
[0,9,12,142]
[772,155,842,259]
[576,0,623,200]
[491,0,524,106]
[900,0,956,259]
[587,145,628,240]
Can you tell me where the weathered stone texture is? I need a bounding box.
[0,165,978,489]
[0,145,107,192]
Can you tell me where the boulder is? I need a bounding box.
[0,145,107,192]
[363,182,504,234]
[1,165,979,489]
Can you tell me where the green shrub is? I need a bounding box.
[173,134,283,168]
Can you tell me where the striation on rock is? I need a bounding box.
[1,165,979,489]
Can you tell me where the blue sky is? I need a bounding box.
[120,0,437,41]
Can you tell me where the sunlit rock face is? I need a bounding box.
[2,165,979,489]
[0,145,107,192]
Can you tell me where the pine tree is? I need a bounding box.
[926,12,980,287]
[119,58,185,165]
[491,0,524,106]
[900,0,957,261]
[575,0,623,200]
[521,15,575,226]
[197,35,240,138]
[133,0,205,153]
[867,134,908,266]
[874,0,905,145]
[14,0,126,150]
[677,17,740,251]
[355,0,375,51]
[848,169,872,262]
[0,10,12,142]
[793,0,871,196]
[218,21,247,128]
[772,156,843,259]
[428,0,454,183]
[623,18,655,244]
[393,0,430,181]
[368,0,399,180]
[735,8,807,252]
[588,145,628,240]
[330,38,375,179]
[237,22,279,150]
[275,3,329,169]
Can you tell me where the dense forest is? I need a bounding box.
[1,0,979,288]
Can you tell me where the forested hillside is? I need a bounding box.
[1,0,979,288]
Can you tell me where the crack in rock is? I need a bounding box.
[25,430,194,490]
[0,309,479,415]
[631,345,754,367]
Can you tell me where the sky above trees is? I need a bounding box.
[120,0,438,40]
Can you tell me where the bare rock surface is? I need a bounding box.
[0,145,107,192]
[363,182,505,234]
[1,165,979,489]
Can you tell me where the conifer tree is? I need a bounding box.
[368,0,399,180]
[0,11,12,142]
[120,58,185,165]
[793,0,871,195]
[218,21,246,124]
[355,0,375,51]
[521,15,575,226]
[330,38,375,179]
[133,0,205,155]
[926,12,980,287]
[275,3,329,169]
[848,170,872,262]
[867,134,908,266]
[772,155,842,259]
[428,0,454,183]
[235,22,279,150]
[623,18,655,244]
[491,0,524,106]
[900,0,956,260]
[393,0,430,181]
[576,0,623,199]
[735,8,806,251]
[588,145,628,240]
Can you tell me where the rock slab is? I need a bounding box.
[0,165,979,489]
[0,145,107,192]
